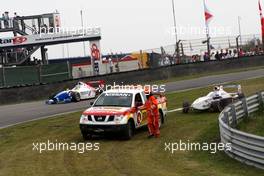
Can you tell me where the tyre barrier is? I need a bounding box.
[219,91,264,169]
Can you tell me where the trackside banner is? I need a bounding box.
[90,40,101,61]
[90,40,101,75]
[0,28,101,48]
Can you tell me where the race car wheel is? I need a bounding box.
[210,101,224,112]
[123,120,135,140]
[220,98,233,108]
[72,92,81,102]
[52,98,58,104]
[182,101,190,113]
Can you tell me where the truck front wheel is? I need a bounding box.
[123,120,135,140]
[159,110,164,128]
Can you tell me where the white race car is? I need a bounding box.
[46,81,103,104]
[182,85,245,113]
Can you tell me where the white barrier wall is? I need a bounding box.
[72,65,93,78]
[72,59,140,79]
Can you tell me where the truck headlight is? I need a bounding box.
[115,115,125,122]
[81,115,88,122]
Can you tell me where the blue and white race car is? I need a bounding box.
[46,81,103,104]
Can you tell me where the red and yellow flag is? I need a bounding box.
[259,0,264,41]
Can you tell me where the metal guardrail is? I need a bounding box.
[219,91,264,169]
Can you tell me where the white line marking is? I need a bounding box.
[167,108,183,113]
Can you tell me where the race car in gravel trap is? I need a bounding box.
[46,80,105,104]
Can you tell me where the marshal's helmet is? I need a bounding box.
[144,87,153,99]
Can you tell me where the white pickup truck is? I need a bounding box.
[80,88,167,139]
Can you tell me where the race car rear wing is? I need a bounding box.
[86,80,105,94]
[86,80,105,88]
[220,84,242,95]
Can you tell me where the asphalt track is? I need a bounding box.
[0,69,264,129]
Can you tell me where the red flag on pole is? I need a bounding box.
[204,0,213,24]
[203,0,213,57]
[259,0,264,44]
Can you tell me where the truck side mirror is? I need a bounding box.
[90,102,94,106]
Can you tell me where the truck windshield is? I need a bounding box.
[93,93,133,107]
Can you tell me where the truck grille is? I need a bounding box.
[88,115,92,121]
[108,116,115,122]
[94,116,106,122]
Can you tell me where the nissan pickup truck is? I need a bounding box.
[80,88,167,139]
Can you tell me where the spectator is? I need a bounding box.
[211,52,215,60]
[41,24,48,33]
[203,52,209,61]
[20,19,25,32]
[109,59,114,73]
[0,14,2,29]
[115,63,120,72]
[164,57,170,65]
[254,45,260,55]
[4,12,9,28]
[239,48,245,57]
[78,67,84,78]
[225,50,232,59]
[2,13,7,28]
[259,46,263,55]
[12,13,19,36]
[33,57,37,65]
[40,25,45,33]
[44,24,48,33]
[219,49,224,59]
[215,51,221,60]
[191,55,196,62]
[32,25,37,34]
[233,49,238,58]
[222,49,228,59]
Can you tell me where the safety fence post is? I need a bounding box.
[224,111,230,126]
[0,67,2,87]
[2,66,6,87]
[242,98,249,118]
[38,65,42,84]
[258,92,264,111]
[231,105,237,127]
[67,61,72,79]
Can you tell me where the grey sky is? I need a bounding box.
[0,0,262,58]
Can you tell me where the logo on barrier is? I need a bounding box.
[13,36,27,45]
[91,44,100,60]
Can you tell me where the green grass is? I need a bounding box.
[0,77,264,176]
[237,112,264,136]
